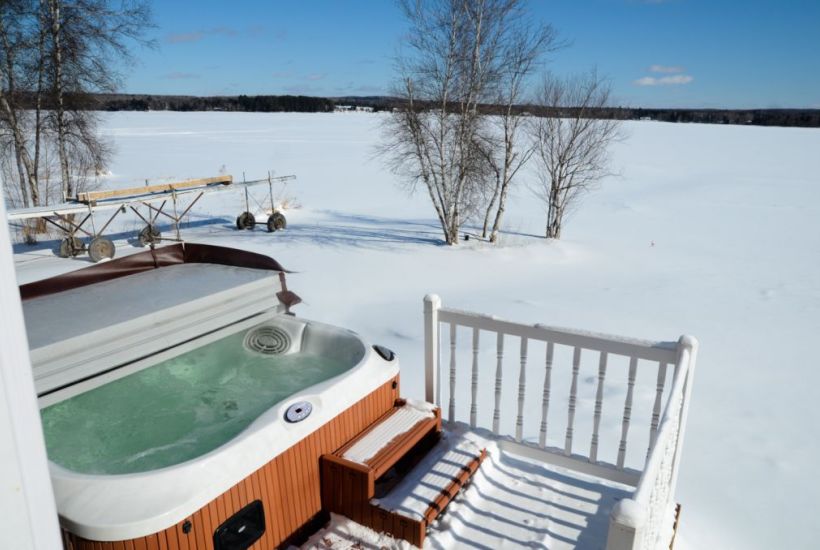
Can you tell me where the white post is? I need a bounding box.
[648,362,669,455]
[590,351,608,462]
[423,294,441,405]
[617,356,639,469]
[0,197,63,549]
[515,337,528,442]
[448,323,458,423]
[492,333,504,434]
[607,498,644,550]
[668,336,698,500]
[565,347,582,455]
[469,327,480,428]
[538,342,554,447]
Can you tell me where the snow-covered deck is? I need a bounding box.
[303,426,632,549]
[304,294,695,549]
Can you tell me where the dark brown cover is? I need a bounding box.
[19,243,288,301]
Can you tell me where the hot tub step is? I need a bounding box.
[320,400,485,547]
[370,433,486,547]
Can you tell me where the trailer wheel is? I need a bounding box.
[88,237,115,262]
[138,224,161,246]
[267,212,287,232]
[236,212,256,230]
[58,237,84,258]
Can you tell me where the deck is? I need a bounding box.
[303,424,634,549]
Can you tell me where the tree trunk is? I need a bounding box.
[481,174,501,238]
[49,0,71,201]
[32,4,46,206]
[0,96,39,207]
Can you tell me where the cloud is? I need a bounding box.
[304,73,326,81]
[165,27,238,44]
[166,32,204,44]
[634,74,693,86]
[162,71,200,80]
[649,64,685,74]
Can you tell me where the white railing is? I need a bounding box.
[423,295,697,550]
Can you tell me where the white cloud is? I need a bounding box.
[634,74,694,86]
[649,64,685,74]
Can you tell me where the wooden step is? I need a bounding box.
[372,433,486,546]
[320,400,485,547]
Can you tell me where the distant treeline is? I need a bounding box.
[95,94,335,113]
[86,94,820,128]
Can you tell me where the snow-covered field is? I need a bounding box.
[12,112,820,549]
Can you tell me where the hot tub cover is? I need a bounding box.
[20,243,299,396]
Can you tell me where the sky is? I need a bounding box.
[123,0,820,109]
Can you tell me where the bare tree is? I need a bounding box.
[528,71,621,239]
[0,0,41,208]
[477,22,559,243]
[381,0,534,245]
[45,0,152,200]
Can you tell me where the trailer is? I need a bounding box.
[6,174,295,262]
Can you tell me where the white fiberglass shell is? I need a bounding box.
[43,311,399,541]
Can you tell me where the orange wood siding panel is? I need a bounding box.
[63,376,399,550]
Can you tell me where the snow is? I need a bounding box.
[307,425,631,549]
[11,112,820,549]
[425,431,631,550]
[371,427,484,522]
[342,402,435,464]
[298,513,415,550]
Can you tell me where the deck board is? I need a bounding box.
[303,425,634,550]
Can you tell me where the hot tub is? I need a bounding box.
[21,244,401,549]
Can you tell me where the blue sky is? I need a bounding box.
[124,0,820,109]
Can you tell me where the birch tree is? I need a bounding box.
[478,22,558,242]
[45,0,152,201]
[1,0,152,227]
[529,71,621,239]
[382,0,543,245]
[0,0,40,208]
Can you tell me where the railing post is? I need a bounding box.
[423,294,441,405]
[669,335,698,500]
[607,498,644,550]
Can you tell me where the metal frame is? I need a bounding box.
[6,174,296,259]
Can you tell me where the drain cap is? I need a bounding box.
[285,401,312,423]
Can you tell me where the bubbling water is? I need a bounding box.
[40,329,350,475]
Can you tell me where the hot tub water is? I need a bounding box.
[40,327,350,475]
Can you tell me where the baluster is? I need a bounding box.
[492,333,504,434]
[515,337,528,442]
[647,362,669,455]
[469,327,480,428]
[617,356,638,468]
[539,342,554,447]
[589,352,608,462]
[564,347,582,455]
[448,323,457,423]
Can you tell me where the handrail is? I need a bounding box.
[607,338,696,550]
[437,307,678,362]
[422,295,697,550]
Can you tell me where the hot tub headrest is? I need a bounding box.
[19,243,289,301]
